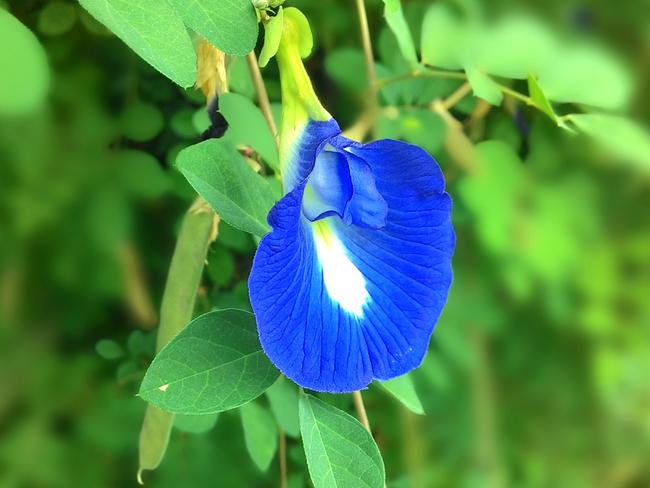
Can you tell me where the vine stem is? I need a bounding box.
[246,51,279,146]
[352,390,371,433]
[353,0,378,105]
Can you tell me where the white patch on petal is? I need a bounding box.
[313,222,369,317]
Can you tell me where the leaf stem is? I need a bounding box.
[352,390,371,433]
[246,51,279,147]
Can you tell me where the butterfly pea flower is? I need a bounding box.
[249,9,455,393]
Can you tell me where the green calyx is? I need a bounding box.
[274,8,330,163]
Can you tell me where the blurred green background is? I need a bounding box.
[1,0,650,487]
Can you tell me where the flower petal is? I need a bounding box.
[302,149,352,221]
[281,119,341,192]
[341,150,388,229]
[250,135,454,392]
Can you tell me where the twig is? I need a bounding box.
[353,0,378,103]
[246,51,279,147]
[443,82,472,110]
[352,390,371,433]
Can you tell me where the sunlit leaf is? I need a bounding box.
[420,4,466,70]
[79,0,196,87]
[299,393,385,488]
[382,0,418,65]
[139,310,279,414]
[569,114,650,170]
[537,44,632,110]
[473,15,556,79]
[167,0,257,56]
[465,66,503,105]
[0,9,49,115]
[220,92,279,170]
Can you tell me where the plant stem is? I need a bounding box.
[246,51,279,146]
[443,82,472,110]
[279,428,288,488]
[352,390,371,433]
[353,0,378,104]
[378,68,466,87]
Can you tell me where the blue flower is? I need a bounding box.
[248,8,454,392]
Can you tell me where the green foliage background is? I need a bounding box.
[1,0,650,487]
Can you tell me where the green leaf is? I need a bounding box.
[266,376,300,438]
[458,140,522,255]
[473,15,556,79]
[206,246,235,287]
[377,374,424,415]
[167,0,257,56]
[117,150,171,199]
[299,393,385,488]
[569,114,650,171]
[78,0,196,87]
[420,4,466,70]
[170,108,199,139]
[139,310,279,414]
[240,402,278,472]
[38,1,77,36]
[95,339,124,360]
[0,9,49,115]
[527,75,558,123]
[119,101,164,142]
[325,48,368,92]
[175,139,277,237]
[537,43,631,110]
[174,413,219,434]
[220,92,279,170]
[527,75,572,131]
[382,0,418,65]
[377,108,445,154]
[228,56,255,99]
[465,66,503,105]
[259,7,284,68]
